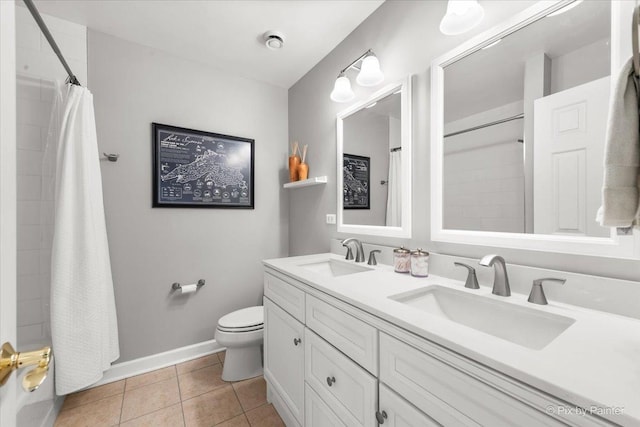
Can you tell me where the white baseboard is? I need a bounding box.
[90,339,225,388]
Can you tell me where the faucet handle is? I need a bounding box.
[342,244,354,260]
[454,262,480,289]
[528,278,566,305]
[368,250,381,266]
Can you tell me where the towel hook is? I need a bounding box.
[102,153,119,162]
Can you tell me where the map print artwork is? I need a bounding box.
[343,153,370,209]
[153,124,254,208]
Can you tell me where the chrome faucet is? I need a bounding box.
[479,254,510,296]
[341,238,365,263]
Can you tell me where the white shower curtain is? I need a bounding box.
[385,150,402,227]
[48,83,119,395]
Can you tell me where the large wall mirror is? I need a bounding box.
[337,78,412,238]
[431,1,639,258]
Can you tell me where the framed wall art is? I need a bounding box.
[343,153,370,209]
[152,123,254,208]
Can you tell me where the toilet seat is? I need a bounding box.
[216,324,263,333]
[218,306,263,331]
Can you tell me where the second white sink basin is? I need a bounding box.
[389,285,575,350]
[299,259,372,278]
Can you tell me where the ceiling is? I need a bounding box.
[30,0,385,89]
[444,0,610,122]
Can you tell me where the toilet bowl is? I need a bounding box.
[215,306,264,381]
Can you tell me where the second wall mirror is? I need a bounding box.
[337,77,412,238]
[431,1,638,258]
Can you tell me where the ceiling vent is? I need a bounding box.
[263,31,285,50]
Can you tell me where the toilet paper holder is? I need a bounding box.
[172,279,206,291]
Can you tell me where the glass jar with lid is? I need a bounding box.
[410,248,429,277]
[393,247,411,273]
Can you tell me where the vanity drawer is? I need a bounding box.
[379,384,440,427]
[305,328,377,427]
[305,383,347,427]
[264,272,305,322]
[306,294,378,374]
[379,333,564,427]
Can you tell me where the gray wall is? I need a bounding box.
[89,31,289,362]
[288,0,640,281]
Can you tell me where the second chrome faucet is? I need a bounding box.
[479,254,511,297]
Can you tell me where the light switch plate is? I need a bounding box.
[326,214,336,224]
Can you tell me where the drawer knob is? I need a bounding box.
[375,411,388,424]
[293,338,301,346]
[326,376,336,386]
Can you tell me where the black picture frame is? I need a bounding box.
[343,153,370,209]
[152,123,255,209]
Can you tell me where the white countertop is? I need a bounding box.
[264,253,640,426]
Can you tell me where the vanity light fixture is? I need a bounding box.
[356,55,384,87]
[330,73,355,103]
[330,49,384,103]
[439,0,485,36]
[546,0,583,17]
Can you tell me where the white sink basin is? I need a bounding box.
[299,259,372,278]
[389,285,575,350]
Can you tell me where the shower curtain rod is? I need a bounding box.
[443,113,523,138]
[22,0,81,86]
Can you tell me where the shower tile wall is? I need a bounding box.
[16,6,87,347]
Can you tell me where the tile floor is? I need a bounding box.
[54,351,285,427]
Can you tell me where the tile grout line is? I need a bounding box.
[118,384,126,425]
[118,401,182,426]
[59,384,125,413]
[119,371,179,425]
[173,364,187,427]
[229,378,269,426]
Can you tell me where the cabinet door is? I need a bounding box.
[264,297,305,424]
[305,328,377,427]
[378,384,440,427]
[305,383,347,427]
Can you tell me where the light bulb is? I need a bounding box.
[439,0,485,36]
[330,75,355,103]
[356,55,384,87]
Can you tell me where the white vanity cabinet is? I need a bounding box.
[263,267,612,427]
[264,297,305,425]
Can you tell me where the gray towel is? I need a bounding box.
[597,58,640,228]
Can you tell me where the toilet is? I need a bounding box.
[215,306,264,381]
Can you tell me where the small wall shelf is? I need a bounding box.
[283,176,327,189]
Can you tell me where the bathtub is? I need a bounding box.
[16,342,62,427]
